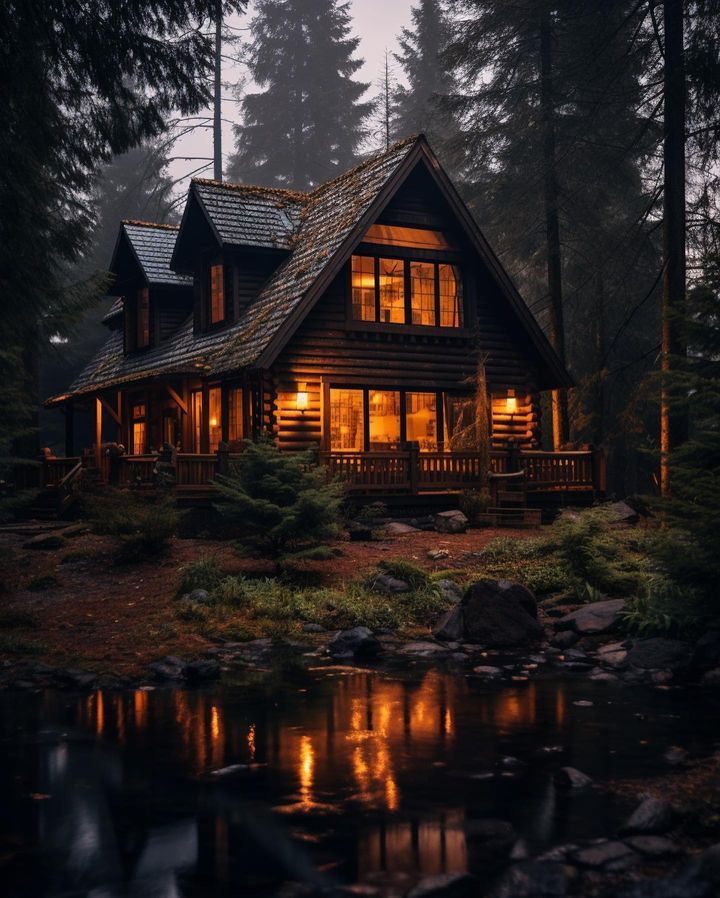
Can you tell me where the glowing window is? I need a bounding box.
[406,392,437,451]
[136,287,150,348]
[443,394,475,450]
[364,224,453,250]
[378,259,405,324]
[131,402,146,455]
[369,390,401,450]
[228,388,243,447]
[208,386,222,453]
[351,255,375,321]
[330,389,364,452]
[191,390,203,453]
[439,264,463,328]
[410,262,436,326]
[210,263,224,324]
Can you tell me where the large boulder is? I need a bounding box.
[555,599,626,635]
[433,606,464,641]
[328,627,381,659]
[461,580,542,647]
[434,510,468,534]
[627,638,693,671]
[692,631,720,672]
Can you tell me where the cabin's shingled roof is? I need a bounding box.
[49,137,418,403]
[191,180,307,250]
[120,221,191,287]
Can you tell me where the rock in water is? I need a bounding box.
[406,872,475,898]
[434,510,469,534]
[328,627,381,659]
[461,580,542,647]
[433,606,464,641]
[554,767,593,789]
[619,798,677,835]
[555,599,626,635]
[627,637,693,671]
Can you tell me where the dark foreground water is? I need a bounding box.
[1,667,719,897]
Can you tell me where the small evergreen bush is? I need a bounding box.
[459,488,492,524]
[85,491,180,562]
[214,439,343,563]
[177,556,224,596]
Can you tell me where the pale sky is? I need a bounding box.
[168,0,415,193]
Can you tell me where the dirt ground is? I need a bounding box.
[0,524,541,677]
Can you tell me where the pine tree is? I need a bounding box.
[227,0,372,189]
[39,140,179,452]
[445,1,660,482]
[0,1,245,465]
[392,0,458,150]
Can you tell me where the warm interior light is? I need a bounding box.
[506,389,518,413]
[209,417,218,428]
[296,384,308,411]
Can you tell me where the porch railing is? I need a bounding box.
[42,457,82,488]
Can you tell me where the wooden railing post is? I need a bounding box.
[592,447,607,496]
[408,441,420,494]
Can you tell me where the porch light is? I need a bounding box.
[296,384,308,412]
[506,389,518,413]
[209,417,218,428]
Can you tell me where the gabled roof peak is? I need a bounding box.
[192,179,309,205]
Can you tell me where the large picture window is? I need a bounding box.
[351,255,463,329]
[330,389,364,452]
[369,390,401,449]
[406,392,437,450]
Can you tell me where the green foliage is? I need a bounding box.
[354,501,388,524]
[85,490,180,562]
[547,508,644,596]
[375,559,430,591]
[459,488,492,524]
[214,440,344,561]
[177,556,224,596]
[622,576,705,639]
[214,575,249,607]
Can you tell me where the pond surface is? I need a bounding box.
[1,667,718,897]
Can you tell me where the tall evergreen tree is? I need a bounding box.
[0,0,246,465]
[392,0,458,150]
[227,0,372,189]
[445,1,660,486]
[39,140,179,452]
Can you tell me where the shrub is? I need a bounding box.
[214,439,344,563]
[214,575,248,606]
[354,501,388,524]
[177,556,224,596]
[85,491,180,562]
[459,488,492,524]
[175,599,211,622]
[622,575,706,638]
[375,559,430,590]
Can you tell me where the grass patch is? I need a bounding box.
[374,558,430,590]
[177,556,225,596]
[84,491,180,563]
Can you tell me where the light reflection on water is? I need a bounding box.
[1,668,718,898]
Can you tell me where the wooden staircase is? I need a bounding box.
[487,471,542,528]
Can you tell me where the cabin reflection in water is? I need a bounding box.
[64,671,569,889]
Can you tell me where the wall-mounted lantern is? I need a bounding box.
[506,388,518,414]
[296,383,309,412]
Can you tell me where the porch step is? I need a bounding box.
[496,490,527,505]
[488,506,542,528]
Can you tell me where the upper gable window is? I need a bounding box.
[363,224,453,251]
[351,255,464,329]
[136,287,150,350]
[209,263,225,324]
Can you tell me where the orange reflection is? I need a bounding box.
[96,691,104,736]
[299,735,315,811]
[247,723,256,762]
[493,684,537,730]
[133,690,148,729]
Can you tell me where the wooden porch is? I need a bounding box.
[37,445,606,515]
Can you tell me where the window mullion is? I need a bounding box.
[434,263,440,327]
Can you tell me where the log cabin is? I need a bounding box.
[44,135,605,511]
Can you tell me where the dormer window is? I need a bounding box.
[209,263,225,324]
[136,287,150,349]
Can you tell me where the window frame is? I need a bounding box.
[347,242,467,334]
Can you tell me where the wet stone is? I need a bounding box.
[620,798,677,835]
[625,835,683,857]
[555,767,593,789]
[405,872,475,898]
[573,840,638,869]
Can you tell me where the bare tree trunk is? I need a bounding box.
[660,0,687,496]
[474,356,491,487]
[213,0,222,181]
[539,10,569,449]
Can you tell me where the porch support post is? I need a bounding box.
[201,381,210,453]
[94,396,102,470]
[408,441,420,494]
[116,391,123,443]
[64,401,74,458]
